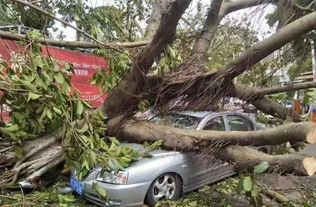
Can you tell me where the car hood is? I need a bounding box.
[87,143,181,174]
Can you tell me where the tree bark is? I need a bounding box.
[145,0,164,39]
[229,84,301,121]
[223,11,316,80]
[218,145,316,176]
[192,0,274,60]
[102,0,192,119]
[108,119,316,151]
[0,132,63,184]
[193,0,223,55]
[219,0,275,18]
[106,119,316,176]
[255,81,316,96]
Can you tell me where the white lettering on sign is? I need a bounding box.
[74,69,88,75]
[81,94,102,101]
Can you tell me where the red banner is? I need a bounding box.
[0,38,109,121]
[0,38,109,107]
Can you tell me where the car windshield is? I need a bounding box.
[150,114,201,129]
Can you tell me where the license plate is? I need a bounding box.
[70,177,84,195]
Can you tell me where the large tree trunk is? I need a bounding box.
[0,132,64,185]
[108,120,316,150]
[107,118,316,176]
[101,0,192,119]
[218,146,316,176]
[193,0,223,56]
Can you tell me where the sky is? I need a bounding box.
[51,0,276,41]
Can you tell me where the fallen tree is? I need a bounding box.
[1,0,316,186]
[218,146,316,176]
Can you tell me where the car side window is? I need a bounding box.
[202,116,225,131]
[226,115,253,131]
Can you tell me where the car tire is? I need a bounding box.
[144,173,182,207]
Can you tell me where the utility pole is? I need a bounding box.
[310,40,316,121]
[313,40,316,80]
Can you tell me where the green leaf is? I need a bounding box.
[109,137,120,145]
[54,72,65,84]
[5,124,19,132]
[251,186,259,197]
[76,123,89,133]
[33,57,44,68]
[92,182,107,199]
[58,194,76,203]
[27,92,41,101]
[53,107,62,115]
[19,80,37,91]
[188,200,198,207]
[14,147,24,159]
[27,30,41,40]
[12,112,25,120]
[243,176,253,192]
[46,109,53,120]
[35,76,48,90]
[76,101,84,116]
[236,178,244,193]
[108,158,117,170]
[254,161,269,174]
[61,81,71,93]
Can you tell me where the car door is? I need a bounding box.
[224,114,254,131]
[224,114,272,153]
[187,115,231,190]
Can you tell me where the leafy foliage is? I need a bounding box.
[207,21,258,69]
[0,0,55,31]
[152,45,183,75]
[288,57,312,81]
[92,49,131,93]
[236,161,269,207]
[57,0,150,41]
[0,38,140,180]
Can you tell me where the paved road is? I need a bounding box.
[299,144,316,157]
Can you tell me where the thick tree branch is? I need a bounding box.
[0,31,148,49]
[223,11,316,80]
[102,0,192,118]
[218,145,316,176]
[294,0,315,12]
[192,0,274,58]
[193,0,223,55]
[133,0,192,75]
[219,0,275,18]
[229,84,301,121]
[145,0,164,39]
[109,119,316,151]
[108,118,316,176]
[257,81,316,95]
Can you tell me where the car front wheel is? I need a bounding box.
[145,173,181,207]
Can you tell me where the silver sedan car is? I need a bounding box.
[70,111,267,207]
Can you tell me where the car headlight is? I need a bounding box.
[97,171,129,185]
